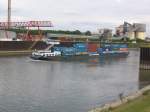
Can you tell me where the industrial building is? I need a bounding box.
[116,22,146,40]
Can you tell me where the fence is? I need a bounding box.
[140,47,150,70]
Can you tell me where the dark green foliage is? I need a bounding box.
[8,29,86,35]
[111,90,150,112]
[85,31,92,36]
[136,38,145,43]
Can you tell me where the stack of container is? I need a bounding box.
[73,43,88,55]
[111,44,128,51]
[119,44,128,51]
[111,44,121,51]
[87,43,99,55]
[61,47,76,56]
[97,48,104,54]
[54,47,76,56]
[97,44,128,55]
[87,43,98,52]
[103,44,112,51]
[53,47,63,52]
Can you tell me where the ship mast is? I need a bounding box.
[8,0,11,29]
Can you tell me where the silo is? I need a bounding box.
[135,32,146,40]
[133,23,146,32]
[127,32,135,40]
[133,23,146,40]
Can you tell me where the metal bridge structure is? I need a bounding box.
[0,21,53,41]
[0,21,53,28]
[0,0,53,41]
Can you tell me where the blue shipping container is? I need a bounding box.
[103,44,112,48]
[62,47,76,56]
[97,48,104,53]
[120,44,128,48]
[75,48,87,52]
[74,43,87,52]
[103,47,112,51]
[111,44,120,49]
[73,43,87,48]
[54,47,63,51]
[111,44,128,49]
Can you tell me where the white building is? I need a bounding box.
[0,30,17,41]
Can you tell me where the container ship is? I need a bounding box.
[31,41,129,61]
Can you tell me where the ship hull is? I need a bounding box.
[31,54,100,61]
[99,52,129,57]
[31,52,129,61]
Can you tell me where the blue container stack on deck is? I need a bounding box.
[54,47,63,52]
[97,48,104,54]
[61,47,76,56]
[103,44,112,51]
[111,44,120,48]
[111,44,122,50]
[73,43,87,54]
[53,43,128,56]
[98,44,128,55]
[111,44,128,51]
[54,47,76,56]
[119,44,128,48]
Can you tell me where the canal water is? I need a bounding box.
[0,50,144,112]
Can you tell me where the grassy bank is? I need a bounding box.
[0,51,32,56]
[110,90,150,112]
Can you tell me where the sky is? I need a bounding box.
[0,0,150,33]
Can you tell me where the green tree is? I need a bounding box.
[85,31,92,36]
[73,30,82,35]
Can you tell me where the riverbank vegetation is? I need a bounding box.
[8,29,92,36]
[0,51,32,56]
[110,90,150,112]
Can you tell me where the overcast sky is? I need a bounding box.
[0,0,150,33]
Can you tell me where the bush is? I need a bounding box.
[142,90,150,96]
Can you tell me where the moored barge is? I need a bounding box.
[31,41,129,61]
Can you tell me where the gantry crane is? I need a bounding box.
[0,0,53,41]
[0,21,53,41]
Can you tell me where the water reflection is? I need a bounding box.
[69,55,129,67]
